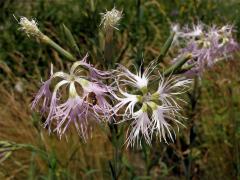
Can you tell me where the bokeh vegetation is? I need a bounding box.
[0,0,240,179]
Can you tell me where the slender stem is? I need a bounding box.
[163,53,192,76]
[185,76,199,180]
[104,28,114,69]
[228,86,240,179]
[41,35,76,61]
[104,25,121,179]
[148,53,191,88]
[134,0,143,69]
[157,32,175,63]
[108,123,120,180]
[177,64,195,73]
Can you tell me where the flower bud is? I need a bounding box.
[100,7,122,30]
[18,16,42,38]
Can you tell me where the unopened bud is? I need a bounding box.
[100,7,122,30]
[17,16,42,38]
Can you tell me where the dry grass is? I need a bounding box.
[0,84,114,179]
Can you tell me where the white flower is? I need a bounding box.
[113,87,142,118]
[100,7,122,30]
[126,103,151,147]
[114,62,192,147]
[152,75,192,109]
[116,61,156,93]
[148,102,180,143]
[184,24,203,37]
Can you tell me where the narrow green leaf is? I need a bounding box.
[28,153,36,180]
[62,24,80,54]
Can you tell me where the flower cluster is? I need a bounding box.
[26,12,238,148]
[113,62,192,147]
[172,23,239,74]
[31,54,113,140]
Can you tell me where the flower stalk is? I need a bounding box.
[17,16,76,62]
[100,7,123,179]
[163,53,192,76]
[41,35,76,61]
[157,32,175,62]
[104,28,114,68]
[100,7,122,68]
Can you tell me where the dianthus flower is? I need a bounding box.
[172,23,238,74]
[113,62,192,147]
[31,54,113,140]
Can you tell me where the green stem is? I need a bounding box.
[103,22,121,180]
[185,76,199,180]
[42,35,76,61]
[163,53,192,76]
[134,0,143,68]
[178,64,195,73]
[104,28,114,69]
[108,123,120,180]
[157,32,175,62]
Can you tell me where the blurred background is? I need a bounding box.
[0,0,240,179]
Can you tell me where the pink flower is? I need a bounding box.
[172,23,239,74]
[31,79,52,114]
[32,54,113,139]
